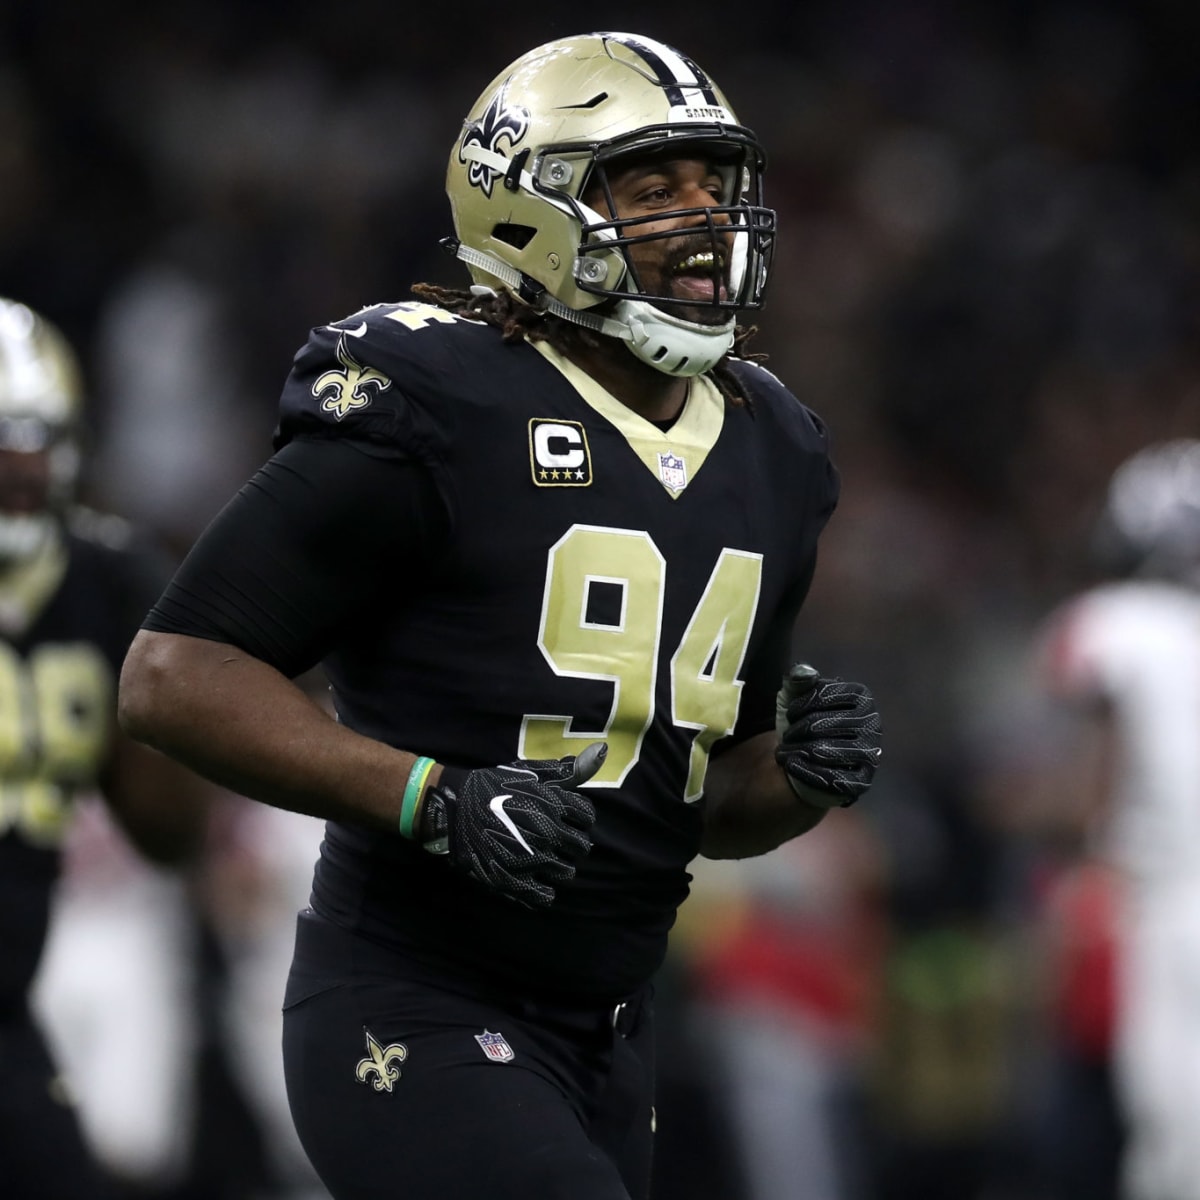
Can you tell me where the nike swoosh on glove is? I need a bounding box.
[775,663,882,807]
[420,742,606,908]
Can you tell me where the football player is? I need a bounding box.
[1035,439,1200,1200]
[0,297,211,1198]
[118,32,883,1200]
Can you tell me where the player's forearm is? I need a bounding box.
[699,730,829,859]
[118,630,421,831]
[101,730,215,865]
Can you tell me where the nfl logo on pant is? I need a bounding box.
[475,1029,515,1063]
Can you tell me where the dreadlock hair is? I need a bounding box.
[409,283,764,409]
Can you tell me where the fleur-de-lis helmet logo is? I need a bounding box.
[458,84,530,198]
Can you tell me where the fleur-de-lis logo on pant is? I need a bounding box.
[354,1029,408,1093]
[313,334,392,421]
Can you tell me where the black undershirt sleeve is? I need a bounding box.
[142,436,450,678]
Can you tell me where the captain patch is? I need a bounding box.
[530,419,592,486]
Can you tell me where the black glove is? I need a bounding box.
[419,743,606,908]
[774,663,881,807]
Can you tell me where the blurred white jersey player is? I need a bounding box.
[1037,439,1200,1200]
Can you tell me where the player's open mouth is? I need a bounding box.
[670,250,727,302]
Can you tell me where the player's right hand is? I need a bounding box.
[419,743,606,908]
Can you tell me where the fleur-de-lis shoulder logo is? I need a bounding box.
[355,1029,408,1093]
[313,334,392,421]
[459,83,530,198]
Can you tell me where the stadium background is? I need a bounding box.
[4,1,1198,1197]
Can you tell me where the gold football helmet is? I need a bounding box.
[445,32,776,376]
[0,298,84,563]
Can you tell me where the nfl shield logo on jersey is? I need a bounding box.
[474,1029,515,1063]
[657,451,688,493]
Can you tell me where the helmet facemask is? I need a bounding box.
[569,136,774,374]
[572,135,770,310]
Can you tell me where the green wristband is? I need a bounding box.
[399,756,436,839]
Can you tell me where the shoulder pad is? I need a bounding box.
[276,301,495,454]
[725,358,831,444]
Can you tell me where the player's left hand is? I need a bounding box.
[774,663,882,807]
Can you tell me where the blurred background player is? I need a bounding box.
[0,297,212,1199]
[1032,439,1200,1200]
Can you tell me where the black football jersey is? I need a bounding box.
[0,516,168,1008]
[275,301,839,1002]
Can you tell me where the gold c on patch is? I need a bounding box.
[529,418,592,486]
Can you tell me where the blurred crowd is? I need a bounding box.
[4,0,1200,1197]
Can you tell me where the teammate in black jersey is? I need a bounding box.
[119,32,883,1200]
[0,298,212,1199]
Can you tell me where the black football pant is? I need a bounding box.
[0,1005,115,1199]
[282,911,655,1199]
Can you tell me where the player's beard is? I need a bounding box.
[634,230,733,326]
